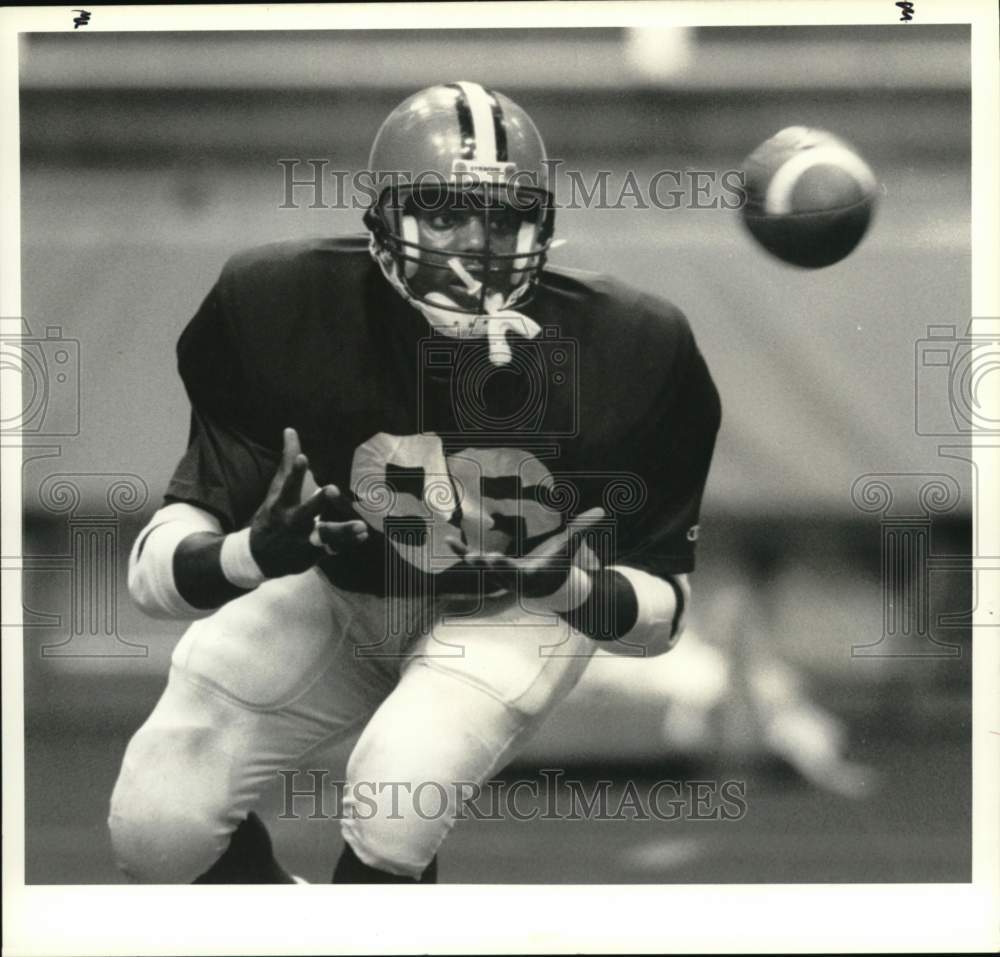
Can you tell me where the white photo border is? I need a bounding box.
[2,2,997,954]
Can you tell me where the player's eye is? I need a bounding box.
[487,210,519,233]
[426,210,461,231]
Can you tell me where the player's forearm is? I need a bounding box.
[172,531,253,610]
[128,504,257,619]
[555,567,689,656]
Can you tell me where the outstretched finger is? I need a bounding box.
[570,506,606,529]
[281,427,302,469]
[313,520,369,554]
[566,506,606,554]
[530,506,606,561]
[484,555,518,592]
[451,543,489,570]
[265,427,299,498]
[445,537,504,576]
[319,487,362,524]
[292,484,340,526]
[278,451,310,506]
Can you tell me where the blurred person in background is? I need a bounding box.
[574,624,875,798]
[107,81,720,883]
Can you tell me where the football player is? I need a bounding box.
[108,81,721,883]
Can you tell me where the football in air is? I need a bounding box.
[739,126,878,268]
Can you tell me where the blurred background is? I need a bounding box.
[13,25,972,883]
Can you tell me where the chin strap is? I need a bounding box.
[370,236,542,366]
[424,291,542,366]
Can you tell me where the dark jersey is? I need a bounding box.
[166,236,721,595]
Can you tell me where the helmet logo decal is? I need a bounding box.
[451,158,517,184]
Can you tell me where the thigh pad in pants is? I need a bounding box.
[407,596,596,717]
[171,568,356,710]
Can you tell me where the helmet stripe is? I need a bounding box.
[455,81,497,163]
[446,83,476,160]
[484,87,509,162]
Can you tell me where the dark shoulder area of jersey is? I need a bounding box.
[529,263,719,450]
[175,236,720,459]
[176,235,400,448]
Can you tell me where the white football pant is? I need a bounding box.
[108,568,595,881]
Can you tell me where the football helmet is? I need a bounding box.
[364,81,555,320]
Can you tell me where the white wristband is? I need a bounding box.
[605,565,685,656]
[219,527,267,590]
[521,565,592,614]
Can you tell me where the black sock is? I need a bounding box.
[193,811,295,884]
[332,842,437,884]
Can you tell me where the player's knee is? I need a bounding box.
[108,726,234,883]
[108,795,227,883]
[341,747,458,879]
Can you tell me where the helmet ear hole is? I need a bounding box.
[362,205,381,235]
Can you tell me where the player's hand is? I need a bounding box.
[249,427,368,577]
[445,507,605,600]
